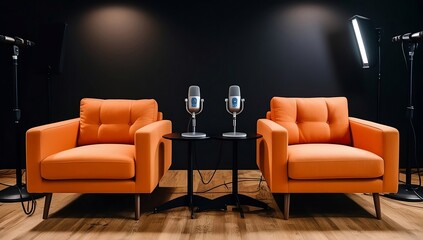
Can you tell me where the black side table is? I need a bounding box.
[154,133,214,218]
[212,133,270,218]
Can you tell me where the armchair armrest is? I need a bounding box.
[349,117,399,192]
[256,119,289,192]
[26,118,80,192]
[135,120,172,193]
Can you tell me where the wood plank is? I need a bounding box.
[1,169,423,239]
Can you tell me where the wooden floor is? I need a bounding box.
[1,169,423,240]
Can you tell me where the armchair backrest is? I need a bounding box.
[269,97,351,145]
[78,98,159,145]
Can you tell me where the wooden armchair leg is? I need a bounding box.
[373,193,382,220]
[43,193,53,219]
[135,194,141,220]
[284,193,290,220]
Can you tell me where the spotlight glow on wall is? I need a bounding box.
[351,17,369,68]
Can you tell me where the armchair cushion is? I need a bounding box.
[78,98,158,145]
[288,144,384,180]
[41,144,135,180]
[270,97,351,145]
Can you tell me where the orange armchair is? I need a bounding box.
[26,98,172,219]
[256,97,399,219]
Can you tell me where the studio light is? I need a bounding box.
[350,15,381,122]
[351,17,369,68]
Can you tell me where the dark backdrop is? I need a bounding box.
[0,0,422,170]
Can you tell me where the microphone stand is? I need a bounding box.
[0,45,43,203]
[376,28,381,122]
[182,98,206,138]
[222,98,246,138]
[386,42,423,201]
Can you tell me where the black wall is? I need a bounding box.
[1,0,422,170]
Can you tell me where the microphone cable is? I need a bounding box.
[194,139,224,185]
[186,115,192,132]
[194,177,265,194]
[193,140,265,193]
[401,42,409,70]
[408,116,422,199]
[0,170,37,216]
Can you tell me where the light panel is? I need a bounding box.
[351,18,369,68]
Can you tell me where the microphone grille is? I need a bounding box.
[411,31,423,38]
[188,85,200,97]
[229,85,240,97]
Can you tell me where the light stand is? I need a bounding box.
[376,28,381,122]
[350,15,381,122]
[386,42,423,201]
[0,45,43,203]
[222,98,246,138]
[182,98,206,138]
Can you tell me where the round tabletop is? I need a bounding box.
[163,133,210,141]
[212,133,262,141]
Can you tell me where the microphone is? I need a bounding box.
[411,31,423,40]
[392,33,408,43]
[0,35,35,47]
[182,85,206,138]
[187,85,201,113]
[228,85,242,113]
[392,31,423,43]
[223,85,246,138]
